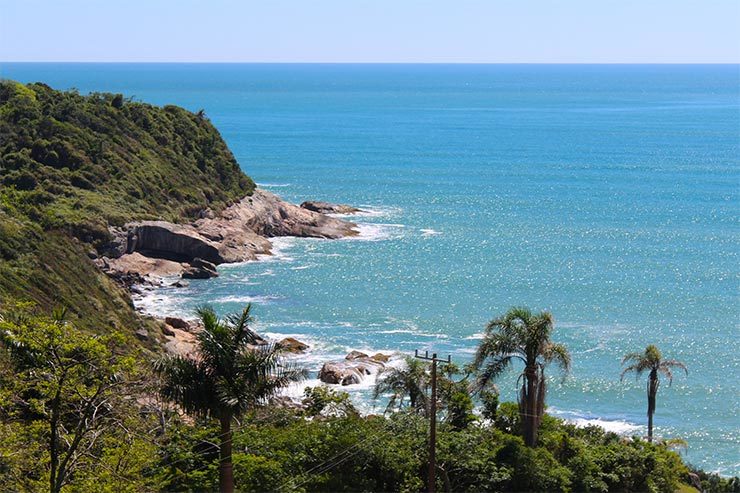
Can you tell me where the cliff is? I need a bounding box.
[0,81,355,340]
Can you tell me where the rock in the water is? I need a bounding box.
[165,317,190,330]
[371,353,391,363]
[300,201,361,215]
[182,258,219,279]
[209,190,358,240]
[278,337,310,353]
[171,280,189,288]
[318,358,385,386]
[345,350,369,360]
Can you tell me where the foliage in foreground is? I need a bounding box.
[154,305,306,493]
[154,405,725,493]
[1,306,737,493]
[0,303,159,492]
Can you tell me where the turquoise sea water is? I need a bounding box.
[3,63,738,474]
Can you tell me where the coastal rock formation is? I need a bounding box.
[300,200,361,215]
[319,354,385,386]
[370,353,391,363]
[205,190,358,240]
[277,337,310,353]
[164,317,191,330]
[125,221,223,264]
[182,258,219,279]
[104,190,358,284]
[345,350,369,360]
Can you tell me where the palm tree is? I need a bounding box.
[473,307,570,447]
[154,305,306,493]
[373,356,429,415]
[621,344,687,443]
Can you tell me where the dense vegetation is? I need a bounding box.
[3,304,738,492]
[0,80,254,331]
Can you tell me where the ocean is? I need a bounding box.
[2,63,738,474]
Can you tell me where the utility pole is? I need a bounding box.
[414,350,451,493]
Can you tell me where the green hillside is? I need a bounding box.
[0,80,254,334]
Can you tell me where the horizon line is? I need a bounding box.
[2,61,739,66]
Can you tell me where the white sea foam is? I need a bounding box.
[464,332,485,340]
[214,295,280,304]
[346,222,406,242]
[328,204,402,219]
[132,290,190,319]
[420,228,442,236]
[256,182,292,188]
[569,417,643,434]
[549,407,643,435]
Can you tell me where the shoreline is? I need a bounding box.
[125,217,651,444]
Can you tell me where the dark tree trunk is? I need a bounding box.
[647,369,658,443]
[521,365,540,447]
[219,412,234,493]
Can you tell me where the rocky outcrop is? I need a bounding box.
[206,190,358,240]
[300,201,361,215]
[370,353,391,363]
[164,317,191,330]
[345,350,369,360]
[182,258,219,279]
[126,221,224,264]
[277,337,310,353]
[319,352,386,386]
[104,191,358,282]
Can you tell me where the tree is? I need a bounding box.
[621,344,687,443]
[110,93,123,109]
[473,307,570,446]
[373,356,429,415]
[0,304,144,493]
[153,304,306,493]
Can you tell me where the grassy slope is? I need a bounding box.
[0,80,255,336]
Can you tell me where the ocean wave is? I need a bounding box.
[464,332,485,340]
[215,295,281,304]
[132,290,191,319]
[420,228,443,236]
[569,417,643,434]
[328,204,403,219]
[256,182,291,188]
[345,222,406,242]
[549,407,643,435]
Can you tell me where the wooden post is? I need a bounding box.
[414,350,451,493]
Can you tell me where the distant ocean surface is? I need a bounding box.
[3,63,738,474]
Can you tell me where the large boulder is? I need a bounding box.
[182,258,219,279]
[164,317,191,330]
[318,357,385,386]
[371,353,391,363]
[300,201,361,215]
[126,221,224,264]
[345,350,369,360]
[278,337,310,353]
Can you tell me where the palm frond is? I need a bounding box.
[475,357,512,392]
[153,356,216,417]
[662,359,688,375]
[226,304,260,347]
[543,342,571,375]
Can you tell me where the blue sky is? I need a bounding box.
[1,0,738,63]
